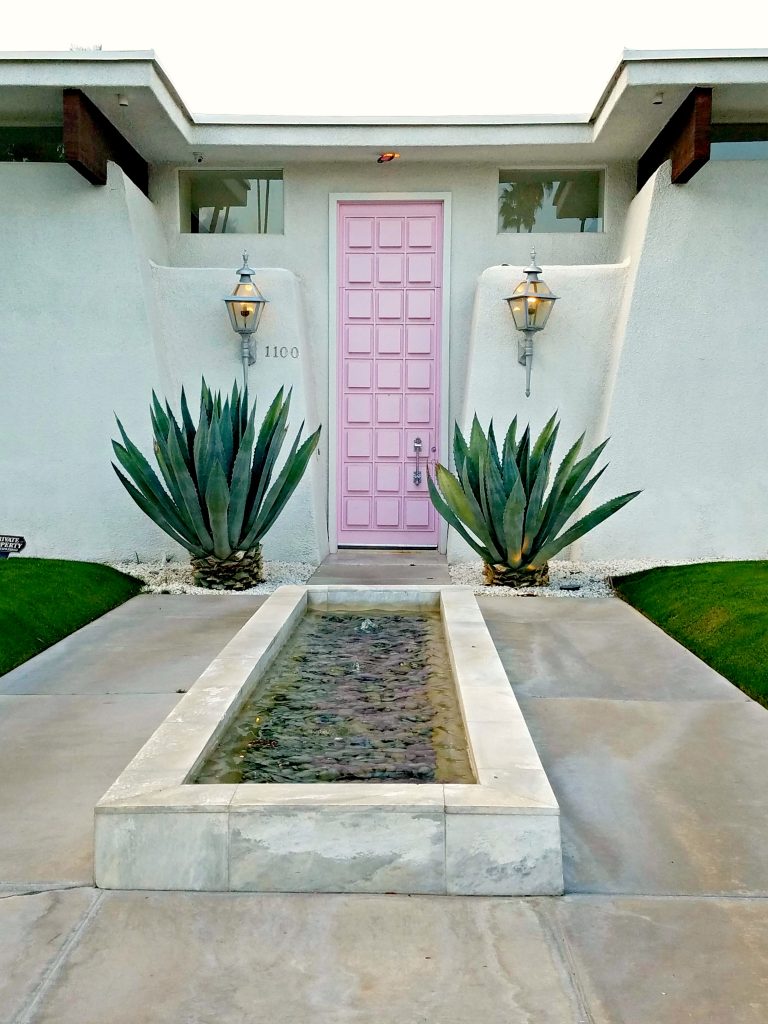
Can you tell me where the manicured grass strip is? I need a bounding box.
[0,558,142,676]
[613,561,768,708]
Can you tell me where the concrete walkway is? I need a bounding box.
[309,548,452,585]
[1,591,767,1023]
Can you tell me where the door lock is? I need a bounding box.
[413,436,423,486]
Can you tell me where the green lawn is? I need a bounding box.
[613,561,768,708]
[0,558,143,675]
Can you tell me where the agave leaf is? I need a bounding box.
[164,399,193,474]
[251,387,286,481]
[521,428,558,557]
[466,415,486,500]
[112,464,207,557]
[206,406,227,468]
[227,405,257,546]
[153,432,191,521]
[113,418,190,535]
[200,378,213,423]
[438,462,503,563]
[179,387,197,468]
[502,475,527,567]
[151,392,170,441]
[258,429,321,537]
[192,410,212,500]
[501,416,518,491]
[453,423,470,481]
[427,473,491,561]
[231,381,246,451]
[476,453,496,549]
[434,463,484,536]
[164,425,214,550]
[530,490,641,567]
[538,465,609,547]
[487,421,503,480]
[527,413,559,488]
[240,384,250,437]
[190,406,220,527]
[242,426,321,546]
[560,439,610,502]
[481,447,509,555]
[205,461,232,559]
[111,437,196,547]
[218,396,235,481]
[533,434,585,547]
[539,443,610,544]
[516,424,531,494]
[247,391,291,520]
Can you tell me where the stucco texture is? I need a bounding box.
[1,157,766,563]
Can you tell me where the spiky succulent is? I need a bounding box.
[111,379,320,560]
[428,413,639,572]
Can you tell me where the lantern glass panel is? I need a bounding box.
[508,280,555,330]
[227,280,265,332]
[508,285,528,331]
[527,281,554,330]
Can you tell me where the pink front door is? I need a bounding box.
[337,200,443,546]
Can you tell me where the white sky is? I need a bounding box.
[4,0,768,117]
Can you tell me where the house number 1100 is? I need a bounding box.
[264,345,299,359]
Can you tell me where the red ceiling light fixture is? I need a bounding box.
[377,152,400,163]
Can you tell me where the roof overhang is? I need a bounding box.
[0,48,767,165]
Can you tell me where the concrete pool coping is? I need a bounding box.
[94,585,563,895]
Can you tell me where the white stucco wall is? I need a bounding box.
[0,163,170,561]
[2,156,767,565]
[579,160,768,560]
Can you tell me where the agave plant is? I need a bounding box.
[112,379,320,590]
[428,413,640,587]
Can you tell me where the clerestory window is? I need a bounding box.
[180,170,284,234]
[498,170,603,233]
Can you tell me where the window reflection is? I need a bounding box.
[181,170,284,234]
[711,124,768,161]
[0,126,64,162]
[498,170,603,233]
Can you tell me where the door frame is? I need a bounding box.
[328,192,452,553]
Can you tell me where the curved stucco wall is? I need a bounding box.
[453,160,768,562]
[447,261,628,562]
[149,264,326,563]
[578,160,768,560]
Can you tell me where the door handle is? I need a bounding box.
[413,437,423,486]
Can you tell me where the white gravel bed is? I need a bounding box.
[449,558,710,598]
[108,559,318,595]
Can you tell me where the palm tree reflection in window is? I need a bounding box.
[499,179,554,233]
[498,171,602,234]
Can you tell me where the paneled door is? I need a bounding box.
[337,200,444,546]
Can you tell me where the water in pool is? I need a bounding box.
[195,609,474,784]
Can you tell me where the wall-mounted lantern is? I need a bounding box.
[505,249,558,397]
[224,252,267,384]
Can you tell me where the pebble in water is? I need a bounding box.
[196,610,474,785]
